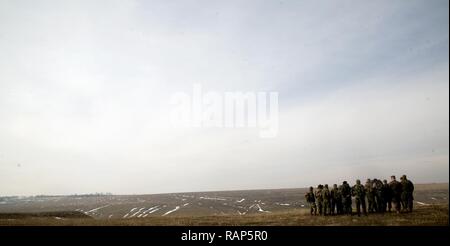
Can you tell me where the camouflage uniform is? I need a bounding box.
[382,180,392,212]
[374,179,384,213]
[389,176,402,213]
[365,179,376,213]
[330,184,342,215]
[322,185,331,215]
[341,181,352,215]
[352,180,367,216]
[305,187,317,215]
[400,175,414,213]
[315,185,324,215]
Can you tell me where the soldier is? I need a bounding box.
[382,179,392,212]
[400,175,415,213]
[389,175,402,213]
[352,179,367,216]
[374,179,384,213]
[365,179,376,213]
[323,184,331,216]
[305,186,317,215]
[315,184,324,215]
[331,184,342,215]
[341,181,352,215]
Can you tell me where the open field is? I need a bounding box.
[0,183,447,226]
[0,204,447,226]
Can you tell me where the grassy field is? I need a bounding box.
[0,204,447,226]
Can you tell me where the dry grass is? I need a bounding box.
[0,204,447,226]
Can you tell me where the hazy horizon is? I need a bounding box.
[0,0,449,196]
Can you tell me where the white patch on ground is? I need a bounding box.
[236,198,245,203]
[256,204,270,213]
[123,207,141,218]
[54,217,63,220]
[108,215,113,218]
[183,203,190,207]
[276,203,290,206]
[86,204,111,213]
[129,207,146,218]
[137,206,159,218]
[147,208,161,214]
[199,196,227,201]
[143,208,161,217]
[143,206,159,214]
[431,197,437,200]
[162,206,180,216]
[416,201,430,206]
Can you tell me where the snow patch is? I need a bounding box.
[416,201,430,206]
[128,207,146,218]
[276,203,290,206]
[162,206,180,216]
[199,196,227,201]
[256,204,270,213]
[86,204,110,213]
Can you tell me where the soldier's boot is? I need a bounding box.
[408,199,413,213]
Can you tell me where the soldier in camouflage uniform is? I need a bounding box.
[352,179,367,216]
[341,181,352,215]
[400,175,414,213]
[382,179,392,212]
[305,186,317,215]
[315,184,324,215]
[323,184,331,215]
[389,175,403,213]
[331,184,342,215]
[374,179,384,213]
[365,179,376,213]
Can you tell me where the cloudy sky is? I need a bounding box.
[0,0,448,196]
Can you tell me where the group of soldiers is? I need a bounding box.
[304,175,415,216]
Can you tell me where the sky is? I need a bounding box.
[0,0,448,196]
